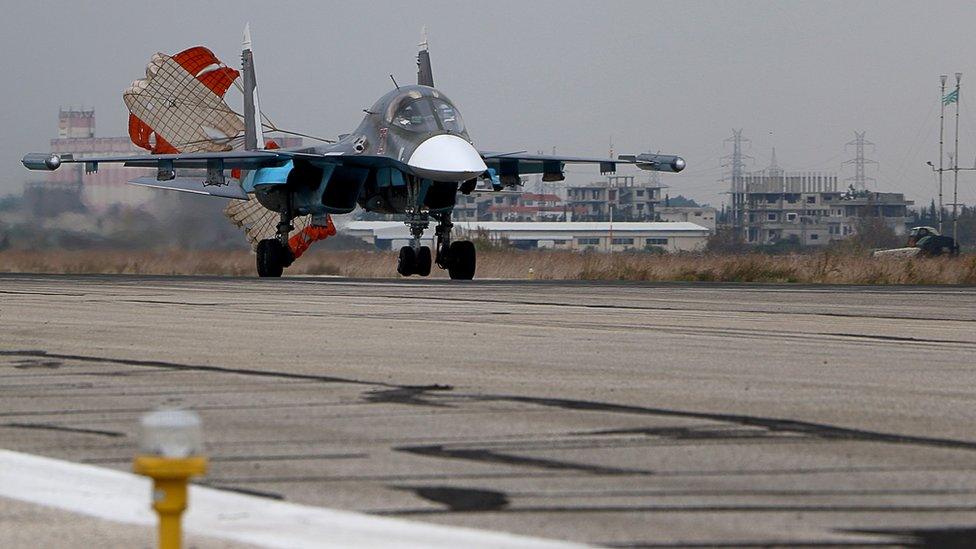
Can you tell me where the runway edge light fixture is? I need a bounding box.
[133,409,208,549]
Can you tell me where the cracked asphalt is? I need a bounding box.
[1,274,975,547]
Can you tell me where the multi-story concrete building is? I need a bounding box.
[730,157,911,245]
[657,206,717,233]
[453,192,575,222]
[566,175,663,222]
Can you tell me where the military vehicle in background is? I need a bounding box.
[872,226,960,258]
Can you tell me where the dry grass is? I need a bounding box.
[1,249,975,285]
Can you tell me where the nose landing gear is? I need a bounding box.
[398,213,476,279]
[397,245,432,277]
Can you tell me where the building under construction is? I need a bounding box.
[726,131,911,246]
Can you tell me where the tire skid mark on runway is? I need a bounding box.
[843,526,976,548]
[185,305,976,350]
[195,483,285,500]
[8,349,976,454]
[398,444,653,476]
[339,292,976,324]
[94,464,976,485]
[0,422,125,438]
[364,384,455,407]
[488,395,976,451]
[378,503,976,516]
[83,452,368,464]
[603,540,899,548]
[394,486,510,512]
[0,349,395,388]
[504,487,976,499]
[821,332,971,344]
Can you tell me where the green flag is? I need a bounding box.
[943,89,959,105]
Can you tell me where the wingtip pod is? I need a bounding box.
[23,153,61,171]
[243,22,252,51]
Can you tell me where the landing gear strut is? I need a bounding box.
[396,213,475,279]
[256,210,295,278]
[397,213,432,277]
[434,214,476,280]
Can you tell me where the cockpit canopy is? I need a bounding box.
[383,88,465,134]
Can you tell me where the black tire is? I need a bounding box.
[448,241,476,280]
[397,246,416,277]
[256,239,285,278]
[416,246,432,277]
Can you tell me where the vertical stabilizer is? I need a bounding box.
[417,26,434,87]
[242,23,264,150]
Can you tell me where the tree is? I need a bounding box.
[852,216,901,249]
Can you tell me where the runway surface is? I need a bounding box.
[1,273,976,547]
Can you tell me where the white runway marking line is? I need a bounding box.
[0,449,585,549]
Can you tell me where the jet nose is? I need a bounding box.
[407,134,487,182]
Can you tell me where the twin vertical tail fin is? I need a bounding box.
[417,26,434,87]
[242,23,264,150]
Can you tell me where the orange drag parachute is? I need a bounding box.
[125,47,244,153]
[123,46,333,254]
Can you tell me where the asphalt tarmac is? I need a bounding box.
[1,273,976,547]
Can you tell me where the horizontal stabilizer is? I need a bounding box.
[128,177,249,200]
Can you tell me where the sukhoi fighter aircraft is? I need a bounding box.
[24,26,685,279]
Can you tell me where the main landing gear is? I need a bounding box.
[256,211,295,278]
[398,213,476,279]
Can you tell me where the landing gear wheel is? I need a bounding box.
[256,239,290,278]
[397,246,417,277]
[447,241,476,280]
[416,246,432,277]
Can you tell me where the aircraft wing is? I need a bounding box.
[23,150,290,171]
[23,147,405,172]
[21,148,404,200]
[479,150,685,185]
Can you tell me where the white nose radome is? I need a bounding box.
[407,134,487,182]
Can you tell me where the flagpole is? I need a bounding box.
[938,75,947,233]
[953,72,961,243]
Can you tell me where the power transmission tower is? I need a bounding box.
[843,131,878,192]
[722,129,752,230]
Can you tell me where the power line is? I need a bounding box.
[842,131,878,191]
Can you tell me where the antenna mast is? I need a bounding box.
[938,74,947,232]
[952,72,962,242]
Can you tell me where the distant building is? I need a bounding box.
[49,108,155,210]
[453,192,576,222]
[657,206,717,233]
[730,153,911,246]
[46,108,301,210]
[566,175,663,221]
[343,221,710,253]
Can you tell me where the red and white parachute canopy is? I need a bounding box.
[125,46,244,154]
[123,45,333,254]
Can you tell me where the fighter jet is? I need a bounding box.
[23,26,685,279]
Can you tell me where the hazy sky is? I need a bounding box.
[3,0,976,207]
